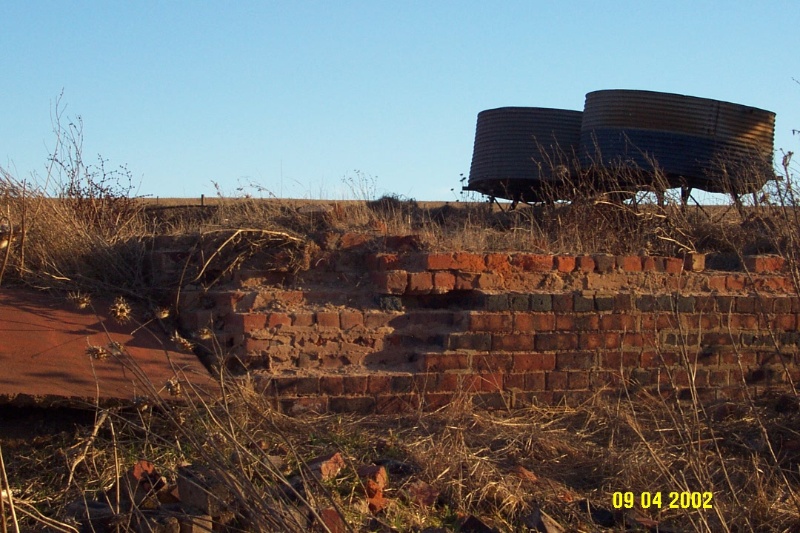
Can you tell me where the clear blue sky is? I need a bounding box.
[1,1,798,200]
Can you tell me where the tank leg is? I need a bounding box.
[655,189,665,207]
[680,186,692,206]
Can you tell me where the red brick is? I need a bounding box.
[600,351,639,369]
[552,293,574,312]
[725,314,758,330]
[511,254,553,272]
[640,351,660,368]
[514,313,555,332]
[386,374,414,393]
[485,253,512,274]
[423,352,470,372]
[364,311,394,329]
[454,272,480,290]
[452,252,486,272]
[535,333,579,351]
[492,333,534,352]
[340,310,364,330]
[707,276,727,292]
[683,253,706,272]
[641,256,657,271]
[513,352,556,372]
[408,272,434,295]
[292,312,315,327]
[576,255,596,272]
[556,314,599,330]
[475,372,503,392]
[469,312,513,332]
[376,395,419,414]
[600,314,636,331]
[726,275,746,291]
[618,256,642,272]
[503,373,526,390]
[340,232,371,249]
[317,508,346,533]
[554,255,576,272]
[524,372,546,391]
[745,255,786,273]
[771,314,797,331]
[371,270,408,294]
[226,313,266,333]
[342,376,368,395]
[266,312,292,328]
[281,397,328,416]
[593,254,616,272]
[567,372,590,390]
[373,253,400,271]
[475,273,504,290]
[435,373,461,391]
[579,332,620,350]
[663,258,683,273]
[320,376,344,395]
[433,271,456,292]
[621,333,643,347]
[448,332,492,351]
[316,311,340,328]
[756,276,791,291]
[474,353,514,372]
[708,369,730,386]
[367,375,392,394]
[641,313,677,330]
[425,252,456,270]
[546,371,568,391]
[423,393,455,411]
[556,352,595,370]
[459,374,482,393]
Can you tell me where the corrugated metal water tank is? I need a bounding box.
[580,90,775,194]
[466,107,583,202]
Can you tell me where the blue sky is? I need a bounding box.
[1,1,798,201]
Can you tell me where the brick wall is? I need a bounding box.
[163,236,798,415]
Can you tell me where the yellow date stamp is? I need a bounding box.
[612,491,713,510]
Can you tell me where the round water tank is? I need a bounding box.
[580,90,775,194]
[466,107,583,202]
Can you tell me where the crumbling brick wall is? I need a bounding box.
[156,235,798,415]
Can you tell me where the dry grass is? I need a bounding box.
[3,365,800,531]
[2,114,800,531]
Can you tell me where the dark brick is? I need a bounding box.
[423,352,470,372]
[484,293,510,311]
[552,293,574,312]
[447,333,492,351]
[574,294,594,312]
[593,254,616,272]
[469,313,513,332]
[474,353,514,372]
[676,296,695,313]
[492,333,534,352]
[536,333,579,351]
[529,294,553,312]
[567,371,591,390]
[556,352,596,370]
[329,396,375,414]
[513,353,556,372]
[509,293,530,311]
[594,295,614,312]
[546,371,568,390]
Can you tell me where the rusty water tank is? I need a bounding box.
[580,90,776,194]
[466,107,583,202]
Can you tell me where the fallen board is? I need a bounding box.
[0,288,217,406]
